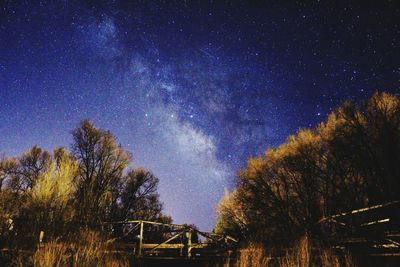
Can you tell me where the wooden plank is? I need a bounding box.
[360,218,390,227]
[104,220,187,229]
[190,243,211,249]
[141,244,184,249]
[318,200,400,223]
[147,231,185,252]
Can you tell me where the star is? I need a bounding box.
[0,0,398,231]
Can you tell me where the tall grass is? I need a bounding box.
[30,230,129,267]
[235,243,272,267]
[32,241,129,267]
[232,236,357,267]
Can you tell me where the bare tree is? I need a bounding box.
[119,168,161,221]
[71,119,132,225]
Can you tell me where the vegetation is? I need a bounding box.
[31,230,129,267]
[216,92,399,264]
[1,92,398,266]
[0,120,167,265]
[230,236,356,267]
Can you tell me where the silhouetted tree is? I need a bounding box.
[71,119,131,225]
[119,168,161,221]
[0,120,169,248]
[0,156,17,191]
[216,92,400,244]
[7,146,51,193]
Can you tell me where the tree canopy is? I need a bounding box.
[0,120,167,247]
[215,92,400,244]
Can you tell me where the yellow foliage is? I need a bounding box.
[266,129,321,164]
[240,156,266,180]
[369,92,399,117]
[32,150,78,205]
[216,188,248,230]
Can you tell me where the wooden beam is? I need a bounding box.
[142,243,185,249]
[319,200,400,223]
[146,231,185,253]
[104,220,187,229]
[103,220,238,245]
[187,230,192,259]
[138,221,144,257]
[360,218,390,227]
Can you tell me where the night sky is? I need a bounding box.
[0,1,399,231]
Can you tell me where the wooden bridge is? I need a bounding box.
[319,200,400,257]
[102,220,238,260]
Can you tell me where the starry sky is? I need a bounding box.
[0,1,399,231]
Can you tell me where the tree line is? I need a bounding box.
[0,120,170,248]
[215,92,400,245]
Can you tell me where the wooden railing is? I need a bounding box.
[101,220,238,259]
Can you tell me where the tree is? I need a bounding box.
[119,168,162,221]
[0,147,79,246]
[71,119,131,225]
[214,189,247,238]
[109,168,166,241]
[8,146,51,193]
[215,92,400,244]
[320,92,400,203]
[19,148,79,242]
[0,156,17,191]
[0,119,169,248]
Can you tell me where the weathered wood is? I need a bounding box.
[142,243,185,249]
[102,219,238,259]
[319,200,400,223]
[187,230,192,259]
[146,231,185,253]
[104,220,188,229]
[360,218,390,227]
[138,221,144,257]
[319,200,400,257]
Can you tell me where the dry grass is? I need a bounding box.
[32,241,129,267]
[232,236,357,267]
[235,243,272,267]
[31,230,129,267]
[279,235,312,267]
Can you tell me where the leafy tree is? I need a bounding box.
[216,92,400,244]
[18,148,79,243]
[214,189,247,238]
[0,120,169,248]
[321,92,400,204]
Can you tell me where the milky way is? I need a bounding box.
[0,1,399,231]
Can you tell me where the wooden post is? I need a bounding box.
[39,230,45,244]
[38,230,45,250]
[187,230,192,259]
[138,221,144,257]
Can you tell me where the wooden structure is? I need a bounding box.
[319,201,400,257]
[102,220,238,260]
